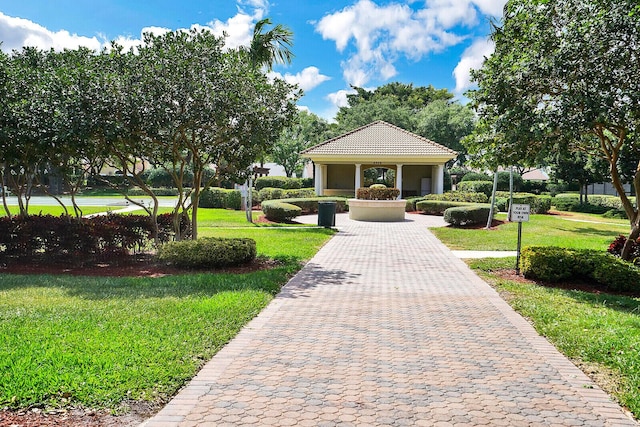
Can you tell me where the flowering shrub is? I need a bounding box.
[356,187,400,200]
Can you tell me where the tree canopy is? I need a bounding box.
[0,26,299,241]
[333,82,474,162]
[466,0,640,259]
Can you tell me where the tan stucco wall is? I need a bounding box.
[403,165,434,197]
[327,164,356,190]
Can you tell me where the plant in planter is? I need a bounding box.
[356,184,401,201]
[349,184,405,222]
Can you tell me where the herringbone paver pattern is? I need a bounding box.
[142,215,637,426]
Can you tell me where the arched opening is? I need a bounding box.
[363,167,396,187]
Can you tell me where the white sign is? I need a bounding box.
[511,204,530,222]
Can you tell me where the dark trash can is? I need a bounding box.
[317,201,336,228]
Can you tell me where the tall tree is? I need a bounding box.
[248,18,294,70]
[467,0,640,260]
[415,100,475,166]
[270,110,330,177]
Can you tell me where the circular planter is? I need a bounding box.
[348,199,406,222]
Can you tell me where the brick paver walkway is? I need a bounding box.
[142,215,636,426]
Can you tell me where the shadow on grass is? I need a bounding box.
[558,225,626,238]
[0,264,299,301]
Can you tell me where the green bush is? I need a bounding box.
[198,188,242,209]
[496,171,523,191]
[422,191,489,203]
[225,190,242,210]
[255,176,307,190]
[416,200,477,216]
[273,197,348,214]
[257,187,315,202]
[552,194,580,211]
[458,181,494,197]
[356,187,400,200]
[128,187,181,196]
[157,237,256,268]
[494,192,552,214]
[443,204,492,226]
[460,172,492,182]
[261,200,303,222]
[521,180,548,194]
[520,246,640,292]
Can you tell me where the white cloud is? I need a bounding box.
[0,0,271,54]
[0,12,102,52]
[327,88,355,109]
[453,37,495,95]
[269,66,331,92]
[315,0,504,87]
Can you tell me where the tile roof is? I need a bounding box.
[302,121,457,158]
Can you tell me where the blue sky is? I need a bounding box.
[0,0,505,121]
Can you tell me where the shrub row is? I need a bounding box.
[520,246,640,292]
[254,176,313,190]
[261,200,303,222]
[407,191,489,212]
[416,200,478,216]
[269,197,348,214]
[198,188,243,209]
[356,187,400,200]
[0,214,175,260]
[258,187,316,202]
[157,237,256,268]
[444,205,492,227]
[552,193,633,216]
[494,192,552,214]
[458,181,494,197]
[128,187,181,196]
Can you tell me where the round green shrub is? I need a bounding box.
[261,200,302,222]
[416,200,476,216]
[443,204,492,226]
[460,172,492,182]
[157,237,257,269]
[458,181,494,197]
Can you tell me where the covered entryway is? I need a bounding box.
[301,121,457,198]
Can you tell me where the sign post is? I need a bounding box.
[511,204,530,275]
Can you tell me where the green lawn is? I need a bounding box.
[1,205,113,217]
[470,257,640,419]
[0,210,333,412]
[431,212,630,251]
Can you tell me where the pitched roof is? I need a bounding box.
[302,120,457,159]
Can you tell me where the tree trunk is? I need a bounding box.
[621,221,640,261]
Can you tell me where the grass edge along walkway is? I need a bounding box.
[0,226,334,413]
[469,257,640,420]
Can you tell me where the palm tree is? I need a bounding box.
[248,18,294,70]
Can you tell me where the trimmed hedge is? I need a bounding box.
[261,200,303,222]
[0,213,176,260]
[198,188,243,209]
[356,187,400,200]
[255,176,313,190]
[157,237,256,268]
[520,246,640,292]
[494,192,552,214]
[270,197,348,214]
[458,181,494,197]
[416,200,477,216]
[258,187,315,202]
[443,204,492,226]
[460,172,492,182]
[423,191,489,203]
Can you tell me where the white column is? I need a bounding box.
[314,163,323,196]
[354,164,361,191]
[323,165,328,195]
[396,164,403,199]
[432,164,444,194]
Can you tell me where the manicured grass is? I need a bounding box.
[1,205,112,217]
[469,257,640,418]
[431,212,630,251]
[0,270,291,410]
[0,212,334,412]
